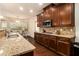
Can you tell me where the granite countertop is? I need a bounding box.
[0,33,36,56]
[37,32,75,38]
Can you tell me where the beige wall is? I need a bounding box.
[75,3,79,42]
[27,17,37,38]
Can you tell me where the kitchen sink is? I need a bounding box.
[7,33,19,38]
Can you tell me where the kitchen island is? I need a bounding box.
[0,33,35,56]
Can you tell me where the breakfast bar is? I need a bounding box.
[0,33,36,56]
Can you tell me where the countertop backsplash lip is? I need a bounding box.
[38,27,75,36]
[36,32,75,38]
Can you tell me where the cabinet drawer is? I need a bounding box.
[58,37,70,42]
[49,39,57,50]
[57,41,70,55]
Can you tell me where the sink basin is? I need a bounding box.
[7,33,19,38]
[8,35,19,38]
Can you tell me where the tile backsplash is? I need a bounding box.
[39,27,75,35]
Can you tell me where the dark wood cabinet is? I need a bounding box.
[57,41,70,55]
[59,4,74,26]
[43,10,50,19]
[37,14,43,27]
[52,7,60,26]
[34,33,49,47]
[56,37,72,55]
[34,32,74,56]
[51,3,74,27]
[49,36,57,50]
[42,36,49,47]
[37,3,74,27]
[43,6,52,20]
[34,33,40,42]
[56,37,74,56]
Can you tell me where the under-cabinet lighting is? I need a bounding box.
[70,29,73,32]
[60,28,63,31]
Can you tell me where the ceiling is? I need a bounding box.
[0,3,50,20]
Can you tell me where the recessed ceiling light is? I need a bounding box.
[0,49,3,54]
[19,6,23,11]
[38,3,43,6]
[0,16,4,19]
[16,20,20,23]
[30,9,33,13]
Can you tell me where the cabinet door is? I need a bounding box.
[37,15,41,27]
[43,8,51,20]
[49,36,57,50]
[42,36,49,47]
[57,41,70,55]
[34,33,42,43]
[51,7,60,26]
[34,33,39,42]
[37,14,43,27]
[59,3,74,26]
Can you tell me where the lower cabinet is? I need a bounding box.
[42,36,49,47]
[49,36,57,51]
[57,41,70,55]
[34,33,40,42]
[34,33,48,46]
[34,32,74,56]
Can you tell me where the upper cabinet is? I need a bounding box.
[58,4,74,26]
[43,5,52,20]
[37,3,74,27]
[51,6,60,26]
[37,13,43,27]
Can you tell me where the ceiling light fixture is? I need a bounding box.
[19,6,23,11]
[38,3,43,6]
[30,9,33,13]
[0,49,3,54]
[0,16,4,19]
[16,20,20,23]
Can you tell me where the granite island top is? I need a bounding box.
[0,33,36,56]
